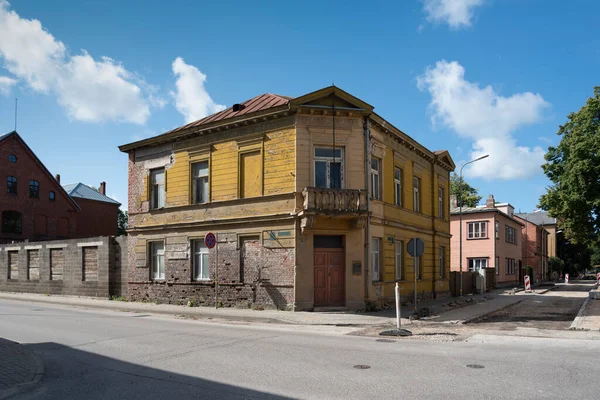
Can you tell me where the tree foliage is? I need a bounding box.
[539,87,600,246]
[118,209,128,236]
[450,173,482,208]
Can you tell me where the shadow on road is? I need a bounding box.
[22,342,292,400]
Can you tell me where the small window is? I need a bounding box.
[8,154,17,163]
[495,221,499,239]
[439,246,445,278]
[192,161,209,204]
[192,239,209,280]
[29,180,39,198]
[49,191,56,201]
[394,168,402,207]
[468,221,488,239]
[150,169,165,209]
[413,176,420,213]
[495,256,499,275]
[468,258,487,272]
[505,225,517,244]
[371,237,381,281]
[438,187,444,218]
[1,211,22,233]
[395,239,403,280]
[150,241,165,280]
[370,158,380,200]
[7,176,17,194]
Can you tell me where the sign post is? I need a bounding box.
[205,232,217,308]
[407,238,425,312]
[378,281,412,337]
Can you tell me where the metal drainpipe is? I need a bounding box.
[363,116,371,303]
[430,159,436,297]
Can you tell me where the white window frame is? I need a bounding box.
[438,187,444,218]
[495,221,499,239]
[394,167,402,207]
[372,237,381,281]
[395,239,403,280]
[150,169,165,209]
[192,239,209,281]
[371,158,380,200]
[150,241,165,280]
[468,258,487,272]
[413,176,420,213]
[192,161,209,204]
[314,147,344,189]
[439,246,445,278]
[467,221,488,239]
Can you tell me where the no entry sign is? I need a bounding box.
[205,232,216,249]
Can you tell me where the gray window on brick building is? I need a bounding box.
[192,161,209,204]
[7,176,17,194]
[8,251,18,280]
[150,169,165,209]
[82,246,98,281]
[27,250,40,280]
[192,239,209,281]
[50,249,64,280]
[29,180,39,198]
[150,241,165,280]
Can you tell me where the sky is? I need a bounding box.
[0,0,599,212]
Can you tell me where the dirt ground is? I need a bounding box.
[351,283,594,342]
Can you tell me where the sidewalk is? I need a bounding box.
[0,338,44,400]
[0,290,521,327]
[572,296,600,331]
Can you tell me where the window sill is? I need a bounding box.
[466,237,489,240]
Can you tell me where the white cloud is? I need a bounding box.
[417,60,549,180]
[0,1,160,124]
[422,0,486,29]
[0,75,16,95]
[172,57,225,123]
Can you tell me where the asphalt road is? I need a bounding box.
[1,299,599,400]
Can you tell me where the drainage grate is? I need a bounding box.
[354,365,371,370]
[466,364,485,369]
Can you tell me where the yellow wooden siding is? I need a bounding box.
[264,128,295,195]
[240,150,262,198]
[383,149,394,204]
[211,141,239,201]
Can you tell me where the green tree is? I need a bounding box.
[118,209,128,236]
[539,87,600,246]
[450,173,482,207]
[548,256,564,274]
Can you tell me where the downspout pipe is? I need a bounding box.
[431,159,436,298]
[364,116,371,304]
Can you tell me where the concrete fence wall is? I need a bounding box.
[0,236,128,298]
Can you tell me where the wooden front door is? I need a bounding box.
[314,249,345,307]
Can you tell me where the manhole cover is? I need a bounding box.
[354,365,371,369]
[466,364,485,369]
[376,339,395,343]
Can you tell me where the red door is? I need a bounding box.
[314,249,345,307]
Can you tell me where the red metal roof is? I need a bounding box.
[166,93,293,135]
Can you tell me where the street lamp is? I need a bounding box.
[459,154,489,296]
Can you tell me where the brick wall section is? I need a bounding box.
[73,198,119,238]
[127,232,295,309]
[0,236,128,298]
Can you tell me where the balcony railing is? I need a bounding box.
[302,187,368,214]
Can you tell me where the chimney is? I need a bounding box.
[99,181,106,195]
[450,195,458,209]
[485,194,495,209]
[55,174,60,184]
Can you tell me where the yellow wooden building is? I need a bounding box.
[119,86,455,310]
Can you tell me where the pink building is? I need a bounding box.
[450,195,524,286]
[515,214,549,283]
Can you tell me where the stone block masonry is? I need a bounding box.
[0,236,128,298]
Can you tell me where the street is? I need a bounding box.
[1,299,599,400]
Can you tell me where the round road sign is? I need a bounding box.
[205,232,216,249]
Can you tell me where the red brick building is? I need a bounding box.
[62,182,120,237]
[1,131,120,243]
[515,213,550,283]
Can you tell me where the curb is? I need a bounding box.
[462,299,523,324]
[569,297,590,330]
[0,341,45,400]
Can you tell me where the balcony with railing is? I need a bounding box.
[302,187,368,215]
